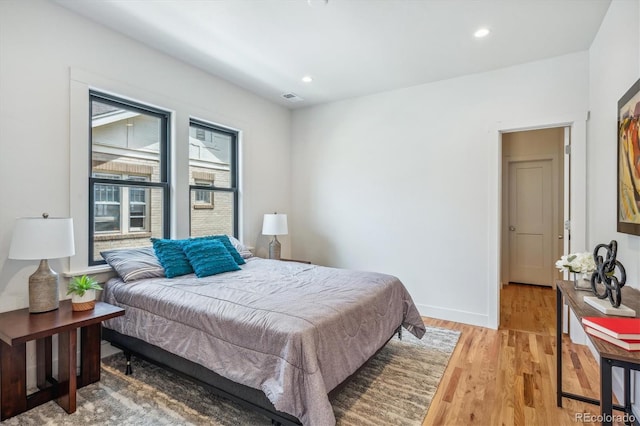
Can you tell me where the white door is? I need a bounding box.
[508,160,554,286]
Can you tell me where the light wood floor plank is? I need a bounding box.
[422,283,627,426]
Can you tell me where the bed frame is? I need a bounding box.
[102,325,402,425]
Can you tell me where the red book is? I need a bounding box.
[581,317,640,339]
[584,327,640,351]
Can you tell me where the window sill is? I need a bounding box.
[94,232,152,241]
[63,264,115,282]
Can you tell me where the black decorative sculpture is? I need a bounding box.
[590,240,626,308]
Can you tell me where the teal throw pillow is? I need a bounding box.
[191,235,246,265]
[182,239,241,278]
[151,238,193,278]
[211,235,246,265]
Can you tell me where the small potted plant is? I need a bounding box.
[67,275,103,311]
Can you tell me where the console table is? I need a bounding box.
[0,300,124,420]
[556,280,640,426]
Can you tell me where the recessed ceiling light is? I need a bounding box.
[302,75,313,83]
[474,28,490,38]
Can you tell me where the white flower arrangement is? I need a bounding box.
[555,252,596,274]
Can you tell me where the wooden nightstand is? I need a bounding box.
[0,300,124,420]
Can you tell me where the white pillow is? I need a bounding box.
[227,235,253,259]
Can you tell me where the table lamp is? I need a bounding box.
[262,213,288,260]
[8,214,75,313]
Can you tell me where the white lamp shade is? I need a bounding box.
[9,217,75,260]
[262,213,288,236]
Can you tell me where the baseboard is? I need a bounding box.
[569,310,587,345]
[417,303,489,328]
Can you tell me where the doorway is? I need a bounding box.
[501,127,566,290]
[490,115,586,330]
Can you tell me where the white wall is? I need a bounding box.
[0,0,292,313]
[588,0,640,287]
[291,52,589,327]
[587,0,640,416]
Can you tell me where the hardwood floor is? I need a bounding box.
[422,283,628,426]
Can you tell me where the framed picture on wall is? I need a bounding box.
[617,78,640,235]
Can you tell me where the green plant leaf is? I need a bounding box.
[67,275,102,297]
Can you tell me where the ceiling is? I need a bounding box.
[55,0,612,109]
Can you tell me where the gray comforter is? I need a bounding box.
[102,258,426,425]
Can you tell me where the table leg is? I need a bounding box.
[556,286,563,407]
[600,357,613,426]
[56,329,77,414]
[79,323,102,387]
[0,340,26,420]
[36,336,52,389]
[624,367,632,426]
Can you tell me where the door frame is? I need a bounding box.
[503,154,560,287]
[488,112,587,329]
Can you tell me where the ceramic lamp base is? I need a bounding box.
[269,236,281,260]
[29,259,59,314]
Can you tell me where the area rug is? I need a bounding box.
[5,326,459,426]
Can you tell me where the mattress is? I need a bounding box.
[102,257,426,425]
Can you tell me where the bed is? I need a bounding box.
[100,248,425,425]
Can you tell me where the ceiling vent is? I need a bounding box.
[281,93,304,103]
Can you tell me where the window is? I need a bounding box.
[93,173,150,234]
[89,92,169,265]
[128,176,149,230]
[189,119,238,237]
[194,189,212,205]
[94,173,121,232]
[193,178,214,208]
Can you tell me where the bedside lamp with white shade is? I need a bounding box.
[8,214,75,313]
[262,213,288,260]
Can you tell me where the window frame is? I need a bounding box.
[188,119,239,237]
[88,91,171,265]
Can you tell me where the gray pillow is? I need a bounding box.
[101,246,166,282]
